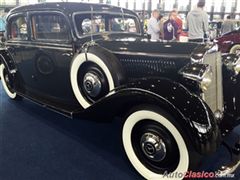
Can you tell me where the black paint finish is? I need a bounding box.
[0,2,239,157]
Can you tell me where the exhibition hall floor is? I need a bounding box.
[0,83,240,180]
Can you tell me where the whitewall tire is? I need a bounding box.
[0,64,17,99]
[230,44,240,55]
[122,109,189,180]
[70,53,115,109]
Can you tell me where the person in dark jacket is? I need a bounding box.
[163,11,179,41]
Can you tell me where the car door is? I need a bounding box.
[21,12,77,106]
[5,13,29,91]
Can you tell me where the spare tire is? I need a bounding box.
[70,46,126,109]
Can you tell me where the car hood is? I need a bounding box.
[218,29,239,38]
[91,34,199,58]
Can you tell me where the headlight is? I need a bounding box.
[179,63,213,92]
[200,69,213,91]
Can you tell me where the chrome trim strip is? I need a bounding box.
[5,42,72,51]
[217,160,240,177]
[180,65,212,82]
[72,11,142,39]
[112,50,190,59]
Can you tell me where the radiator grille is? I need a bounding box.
[119,57,181,78]
[202,52,223,113]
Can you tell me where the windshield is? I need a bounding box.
[74,13,140,36]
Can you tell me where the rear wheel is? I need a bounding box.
[122,107,195,179]
[0,64,20,100]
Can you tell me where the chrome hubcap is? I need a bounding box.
[236,49,240,55]
[83,72,102,98]
[141,132,167,162]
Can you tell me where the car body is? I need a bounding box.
[216,29,240,54]
[0,2,240,179]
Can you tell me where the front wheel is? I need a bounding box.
[122,107,194,180]
[230,44,240,55]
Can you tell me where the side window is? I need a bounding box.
[9,15,28,40]
[109,18,137,33]
[31,14,69,41]
[74,13,139,36]
[81,15,105,35]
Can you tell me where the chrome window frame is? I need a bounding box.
[28,10,73,43]
[72,11,142,39]
[6,12,29,42]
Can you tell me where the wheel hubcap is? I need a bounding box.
[141,132,167,162]
[236,49,240,55]
[83,72,102,98]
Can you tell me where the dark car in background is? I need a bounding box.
[1,2,240,179]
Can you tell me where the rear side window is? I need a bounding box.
[31,14,69,41]
[8,15,27,40]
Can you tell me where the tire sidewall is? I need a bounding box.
[0,64,17,99]
[230,44,240,54]
[70,52,115,109]
[122,107,190,180]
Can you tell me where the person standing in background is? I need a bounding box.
[0,8,10,40]
[147,9,160,40]
[187,0,208,42]
[171,9,183,40]
[221,15,235,35]
[159,16,167,40]
[163,11,179,41]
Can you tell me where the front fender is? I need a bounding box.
[85,78,220,155]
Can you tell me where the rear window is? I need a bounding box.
[74,13,139,36]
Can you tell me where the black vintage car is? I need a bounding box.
[1,2,240,179]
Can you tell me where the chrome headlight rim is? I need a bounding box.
[179,64,213,92]
[200,67,213,92]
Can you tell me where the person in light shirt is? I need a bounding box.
[187,0,209,42]
[147,9,160,40]
[221,15,235,35]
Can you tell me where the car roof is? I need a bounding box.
[9,2,137,16]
